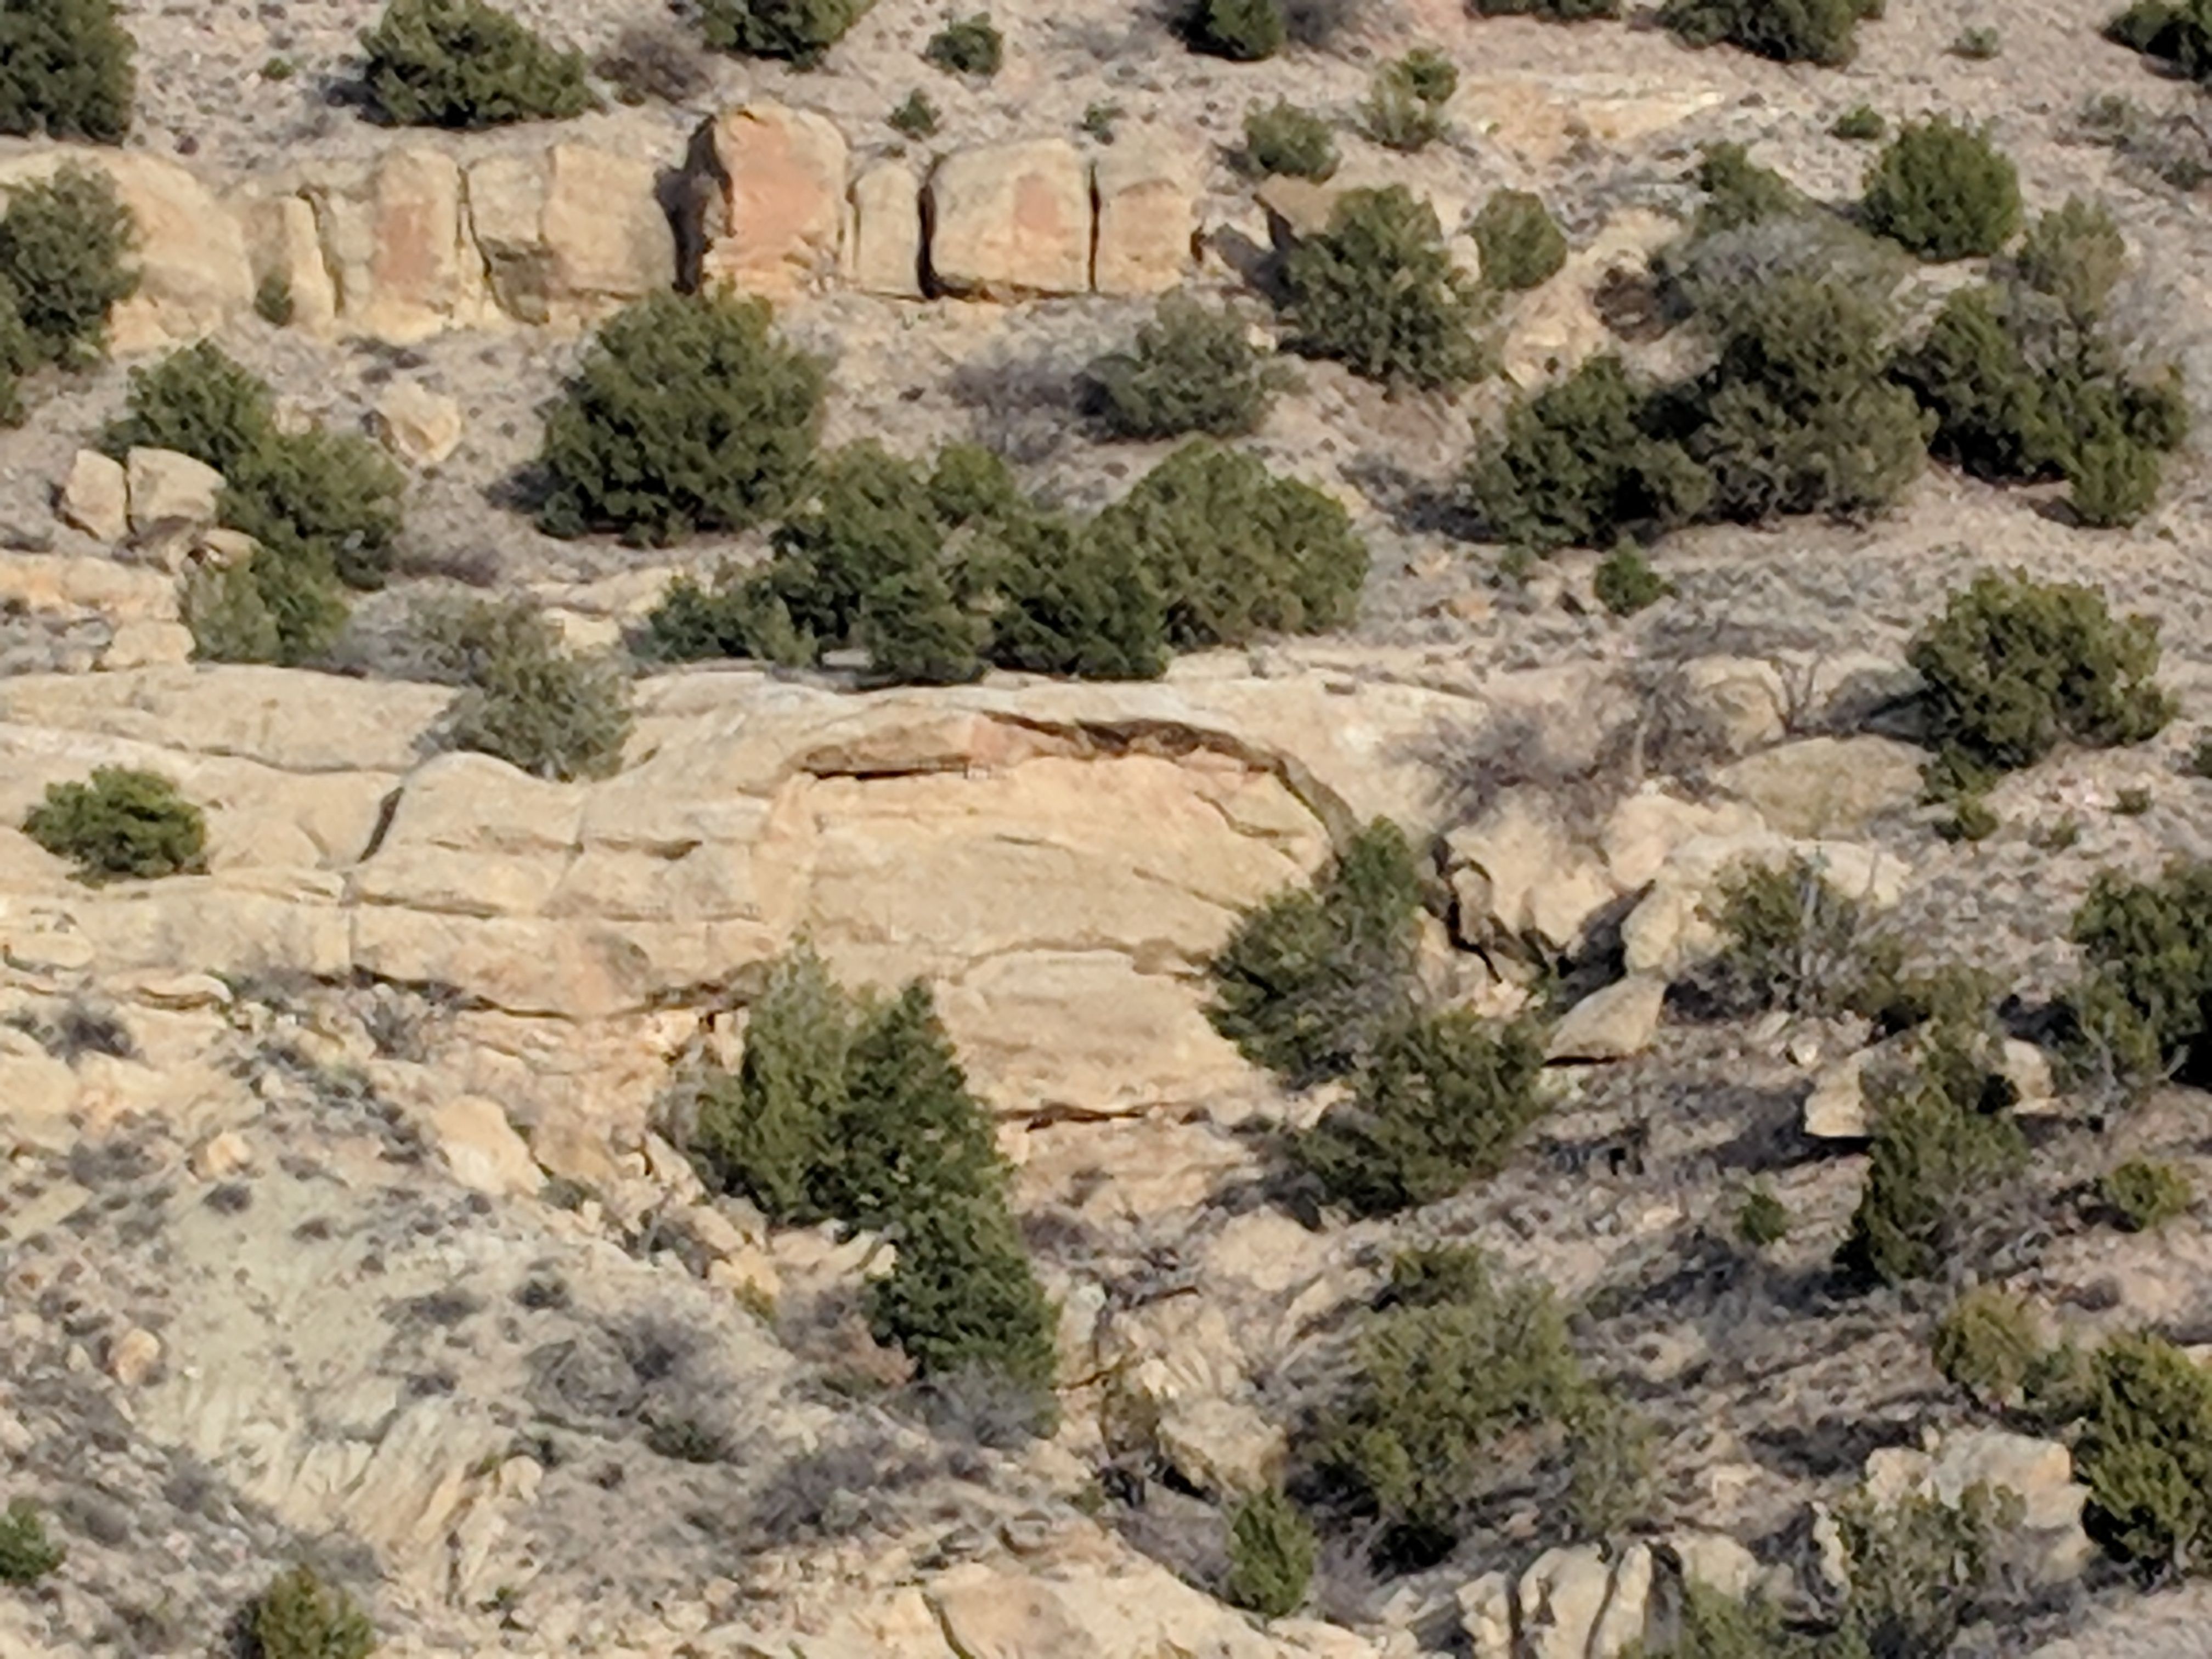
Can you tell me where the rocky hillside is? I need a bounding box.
[5,0,2212,1656]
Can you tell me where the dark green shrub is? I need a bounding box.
[888,88,938,139]
[2074,1332,2212,1574]
[924,13,1001,75]
[1895,285,2067,481]
[1470,0,1618,15]
[1207,819,1423,1087]
[700,0,873,63]
[246,1565,376,1659]
[1953,23,2001,56]
[980,510,1167,680]
[1470,189,1566,291]
[182,550,349,668]
[1842,1022,2029,1286]
[1907,568,2170,783]
[1835,1483,2014,1656]
[2102,1159,2194,1231]
[1084,295,1290,440]
[0,162,136,369]
[2016,198,2126,319]
[0,1499,64,1584]
[24,767,206,883]
[1621,1585,1810,1659]
[255,273,295,327]
[1594,546,1669,616]
[1833,104,1885,141]
[1661,0,1867,64]
[1689,143,1809,235]
[1363,48,1455,154]
[1702,856,1894,1020]
[2070,430,2164,528]
[1316,1246,1611,1561]
[1735,1184,1791,1246]
[1225,1488,1315,1618]
[0,0,134,143]
[748,440,951,661]
[1280,185,1489,390]
[867,1193,1057,1400]
[223,426,406,592]
[689,942,852,1221]
[0,281,31,427]
[1297,1010,1547,1214]
[1088,441,1365,648]
[1932,1286,2043,1404]
[1687,273,1927,522]
[103,338,273,469]
[1464,355,1709,551]
[2107,0,2212,81]
[1188,0,1285,60]
[1240,100,1337,180]
[2070,861,2212,1084]
[431,599,634,780]
[858,562,983,686]
[360,0,594,128]
[1861,118,2022,262]
[537,290,825,545]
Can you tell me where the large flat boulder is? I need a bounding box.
[928,139,1091,298]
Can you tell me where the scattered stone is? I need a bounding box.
[107,1327,162,1387]
[59,450,129,543]
[1547,974,1667,1063]
[125,449,224,534]
[373,382,465,469]
[190,1131,254,1180]
[427,1095,543,1198]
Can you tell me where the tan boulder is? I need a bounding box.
[1862,1430,2092,1584]
[1601,788,1766,892]
[107,1327,163,1387]
[126,448,224,533]
[1715,736,1926,838]
[0,150,254,351]
[372,381,464,468]
[1445,793,1620,953]
[1255,176,1341,245]
[1093,144,1195,295]
[102,620,195,670]
[308,148,478,342]
[690,103,849,298]
[1496,209,1676,387]
[928,139,1092,298]
[847,160,923,298]
[1547,974,1666,1062]
[467,143,673,325]
[0,552,177,624]
[426,1094,543,1198]
[1518,1544,1619,1659]
[238,192,338,332]
[59,450,128,543]
[1155,1396,1285,1496]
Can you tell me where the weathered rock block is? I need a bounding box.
[238,191,338,333]
[1093,144,1195,295]
[847,160,923,298]
[928,139,1091,298]
[467,143,673,325]
[126,448,223,533]
[59,450,128,543]
[688,103,849,298]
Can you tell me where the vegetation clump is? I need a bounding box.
[0,162,137,422]
[424,597,634,781]
[1362,47,1456,154]
[1224,1488,1316,1618]
[1833,104,1885,141]
[1932,1286,2044,1405]
[2069,860,2212,1084]
[2072,1332,2212,1575]
[1593,546,1669,616]
[1906,568,2171,789]
[245,1566,377,1659]
[1470,0,1618,15]
[360,0,595,128]
[680,945,1057,1416]
[2107,0,2212,83]
[1240,99,1338,180]
[1279,185,1489,390]
[924,13,1002,75]
[2102,1159,2194,1232]
[0,1499,64,1584]
[1187,0,1286,60]
[1470,189,1567,291]
[1860,117,2022,262]
[699,0,873,63]
[1083,294,1292,441]
[0,0,136,143]
[1660,0,1875,65]
[1314,1246,1634,1564]
[23,767,206,883]
[536,290,825,545]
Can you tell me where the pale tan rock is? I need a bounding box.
[102,620,195,671]
[691,103,849,298]
[427,1094,543,1198]
[1093,145,1196,295]
[1255,176,1341,244]
[468,143,673,325]
[928,139,1091,298]
[1803,1048,1874,1139]
[189,1130,255,1179]
[1155,1397,1285,1496]
[1601,789,1765,893]
[324,147,477,342]
[126,449,224,533]
[1668,1532,1760,1600]
[1446,793,1620,952]
[1715,737,1925,838]
[372,382,464,468]
[1458,1572,1514,1658]
[107,1327,162,1387]
[239,192,338,332]
[1547,974,1666,1062]
[1589,1543,1654,1656]
[847,161,923,298]
[1862,1430,2092,1584]
[60,450,129,543]
[0,551,178,624]
[1496,209,1676,386]
[1519,1544,1616,1659]
[0,150,254,351]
